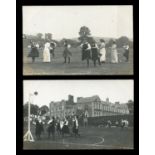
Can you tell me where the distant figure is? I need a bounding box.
[80,39,91,67]
[72,116,80,137]
[43,40,51,62]
[83,114,88,127]
[123,44,130,62]
[50,41,57,59]
[107,120,112,128]
[27,41,39,63]
[111,41,118,63]
[63,40,72,64]
[91,41,101,67]
[99,39,106,63]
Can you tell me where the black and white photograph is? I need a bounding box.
[23,5,133,75]
[23,80,134,149]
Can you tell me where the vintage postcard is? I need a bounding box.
[23,80,134,149]
[23,5,133,75]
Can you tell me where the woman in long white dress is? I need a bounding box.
[43,41,51,62]
[99,39,106,63]
[111,41,118,63]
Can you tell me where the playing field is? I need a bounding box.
[23,47,133,75]
[23,125,133,150]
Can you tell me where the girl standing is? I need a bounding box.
[63,40,71,64]
[91,41,101,67]
[111,41,118,63]
[99,39,106,63]
[43,41,51,62]
[80,39,91,67]
[27,41,39,63]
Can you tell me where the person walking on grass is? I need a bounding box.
[91,41,101,67]
[99,39,106,64]
[63,40,72,64]
[27,41,39,63]
[80,39,91,67]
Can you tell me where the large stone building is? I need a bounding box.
[49,95,130,119]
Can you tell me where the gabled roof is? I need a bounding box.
[77,95,101,103]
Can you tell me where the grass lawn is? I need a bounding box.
[23,125,133,150]
[23,47,133,75]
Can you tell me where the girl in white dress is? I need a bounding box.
[111,41,118,63]
[99,39,106,63]
[43,41,51,62]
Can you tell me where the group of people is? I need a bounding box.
[27,39,130,67]
[34,115,80,140]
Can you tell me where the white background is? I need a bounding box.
[0,0,154,154]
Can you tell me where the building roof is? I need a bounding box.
[77,95,101,103]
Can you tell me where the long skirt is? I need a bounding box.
[62,125,70,134]
[91,49,99,61]
[43,49,50,62]
[82,50,91,60]
[63,49,71,58]
[28,48,39,58]
[111,50,118,63]
[100,48,106,62]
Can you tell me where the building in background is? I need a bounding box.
[49,95,130,118]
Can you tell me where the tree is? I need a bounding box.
[23,102,39,117]
[36,33,43,39]
[117,36,130,48]
[39,105,49,116]
[78,26,91,42]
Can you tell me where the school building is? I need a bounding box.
[49,95,130,119]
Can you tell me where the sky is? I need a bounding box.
[23,80,134,107]
[23,5,133,39]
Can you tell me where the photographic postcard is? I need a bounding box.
[23,5,133,75]
[23,80,134,149]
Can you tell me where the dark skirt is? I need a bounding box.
[28,47,39,58]
[72,126,78,134]
[91,48,99,61]
[63,49,71,58]
[82,50,91,60]
[62,125,70,134]
[124,49,129,58]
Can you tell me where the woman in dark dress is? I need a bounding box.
[80,39,91,67]
[47,117,56,140]
[91,42,101,67]
[62,118,70,137]
[72,116,80,137]
[27,41,39,63]
[63,40,72,64]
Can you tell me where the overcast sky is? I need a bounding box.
[23,80,134,107]
[23,5,133,39]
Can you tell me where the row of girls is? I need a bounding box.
[35,115,80,140]
[80,38,129,67]
[27,39,130,67]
